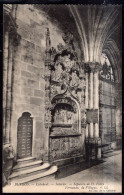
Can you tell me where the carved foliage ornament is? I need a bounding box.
[84,62,102,73]
[45,29,86,98]
[50,136,81,161]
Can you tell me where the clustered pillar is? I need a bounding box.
[85,62,101,159]
[3,6,18,145]
[3,29,9,144]
[94,71,99,138]
[3,25,13,144]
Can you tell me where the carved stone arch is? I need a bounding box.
[51,89,81,134]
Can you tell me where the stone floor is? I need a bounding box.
[56,150,122,193]
[3,150,122,193]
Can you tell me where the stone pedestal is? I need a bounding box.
[85,138,102,161]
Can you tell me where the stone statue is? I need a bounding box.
[3,144,15,186]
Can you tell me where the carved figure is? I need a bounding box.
[63,55,72,72]
[3,144,15,186]
[70,71,79,89]
[67,111,72,123]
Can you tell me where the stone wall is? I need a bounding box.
[10,4,82,159]
[115,83,122,137]
[4,4,122,160]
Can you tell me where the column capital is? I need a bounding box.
[4,5,17,31]
[84,62,102,73]
[4,5,21,47]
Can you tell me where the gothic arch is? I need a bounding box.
[51,90,82,133]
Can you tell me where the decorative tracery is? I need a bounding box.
[100,53,114,82]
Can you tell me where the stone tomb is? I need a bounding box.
[44,30,86,168]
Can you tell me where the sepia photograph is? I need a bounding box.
[2,3,122,193]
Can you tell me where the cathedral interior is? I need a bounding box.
[3,4,122,187]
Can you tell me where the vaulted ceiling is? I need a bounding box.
[69,5,122,82]
[34,4,122,82]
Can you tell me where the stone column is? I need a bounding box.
[97,145,102,159]
[5,36,13,144]
[85,62,101,139]
[44,28,51,162]
[3,6,19,144]
[3,30,9,143]
[85,62,102,159]
[94,123,99,137]
[89,71,93,138]
[86,124,89,138]
[85,73,89,109]
[85,72,89,138]
[94,71,99,109]
[90,122,94,138]
[94,71,99,137]
[89,72,93,109]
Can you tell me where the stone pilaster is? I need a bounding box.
[3,5,20,144]
[43,28,52,162]
[5,35,13,144]
[3,30,9,143]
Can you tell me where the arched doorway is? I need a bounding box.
[17,112,33,159]
[99,54,116,147]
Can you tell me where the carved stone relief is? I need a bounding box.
[50,136,81,161]
[44,29,86,162]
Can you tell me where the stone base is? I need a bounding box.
[55,158,104,179]
[115,138,122,150]
[85,138,102,160]
[101,140,122,153]
[101,143,111,153]
[51,155,84,167]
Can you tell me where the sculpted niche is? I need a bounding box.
[45,29,86,162]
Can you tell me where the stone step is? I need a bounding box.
[17,157,36,164]
[102,150,121,158]
[102,149,113,154]
[13,160,43,172]
[9,163,50,180]
[12,166,58,184]
[101,143,111,152]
